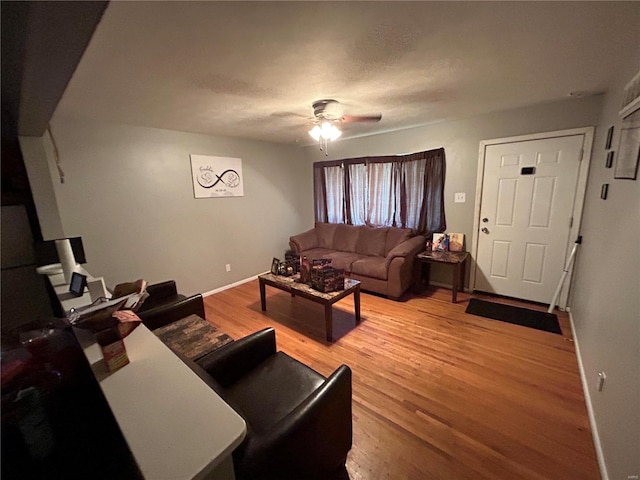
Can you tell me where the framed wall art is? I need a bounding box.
[605,126,614,149]
[605,150,615,168]
[614,106,640,180]
[614,69,640,180]
[190,154,244,197]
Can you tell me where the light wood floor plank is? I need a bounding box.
[203,281,599,480]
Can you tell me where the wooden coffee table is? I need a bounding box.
[258,273,361,342]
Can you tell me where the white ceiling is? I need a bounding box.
[55,1,640,145]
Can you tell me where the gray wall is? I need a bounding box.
[571,55,640,479]
[303,95,604,285]
[30,115,312,295]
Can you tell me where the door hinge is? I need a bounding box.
[569,216,574,228]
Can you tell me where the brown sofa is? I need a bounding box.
[289,222,425,300]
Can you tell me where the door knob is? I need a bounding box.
[481,227,489,234]
[482,217,489,223]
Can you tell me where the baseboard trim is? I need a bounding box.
[427,280,468,292]
[202,272,267,297]
[569,310,609,480]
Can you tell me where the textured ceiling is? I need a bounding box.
[55,1,640,145]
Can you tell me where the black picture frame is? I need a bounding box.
[69,272,88,296]
[605,125,614,150]
[270,257,281,275]
[606,150,615,168]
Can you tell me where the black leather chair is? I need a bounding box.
[136,280,205,330]
[186,327,352,480]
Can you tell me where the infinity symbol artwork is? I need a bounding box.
[197,168,241,189]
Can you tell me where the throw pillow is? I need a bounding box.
[316,222,338,249]
[355,226,389,257]
[333,224,360,252]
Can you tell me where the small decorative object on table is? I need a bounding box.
[95,327,130,372]
[270,258,280,275]
[299,256,311,284]
[310,260,345,293]
[284,250,300,274]
[278,261,295,277]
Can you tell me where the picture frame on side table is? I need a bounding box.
[270,258,281,275]
[449,233,465,252]
[432,233,449,251]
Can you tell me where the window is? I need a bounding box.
[313,148,446,235]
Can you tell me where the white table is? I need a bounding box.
[46,270,246,480]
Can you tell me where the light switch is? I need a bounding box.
[454,192,466,203]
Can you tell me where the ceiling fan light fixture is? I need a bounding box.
[308,121,342,145]
[321,121,341,141]
[309,125,322,141]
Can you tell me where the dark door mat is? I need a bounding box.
[465,298,562,335]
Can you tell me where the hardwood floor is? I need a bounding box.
[203,280,599,480]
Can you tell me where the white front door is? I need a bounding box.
[474,134,586,304]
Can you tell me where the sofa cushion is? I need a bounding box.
[315,222,338,249]
[355,226,389,257]
[333,224,360,253]
[351,256,388,281]
[320,252,367,273]
[385,228,414,256]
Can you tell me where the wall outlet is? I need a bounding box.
[225,264,231,272]
[454,192,466,203]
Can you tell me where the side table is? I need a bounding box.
[414,251,469,303]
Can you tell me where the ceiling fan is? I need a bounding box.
[311,99,382,124]
[308,99,381,154]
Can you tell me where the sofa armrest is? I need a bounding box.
[386,235,426,262]
[385,235,426,300]
[237,365,352,479]
[289,228,318,252]
[198,327,277,387]
[138,294,205,330]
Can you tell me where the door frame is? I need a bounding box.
[470,127,594,309]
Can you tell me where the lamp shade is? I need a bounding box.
[308,125,322,141]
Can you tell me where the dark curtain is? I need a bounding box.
[313,148,446,235]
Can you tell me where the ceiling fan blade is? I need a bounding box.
[270,111,308,119]
[341,114,382,123]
